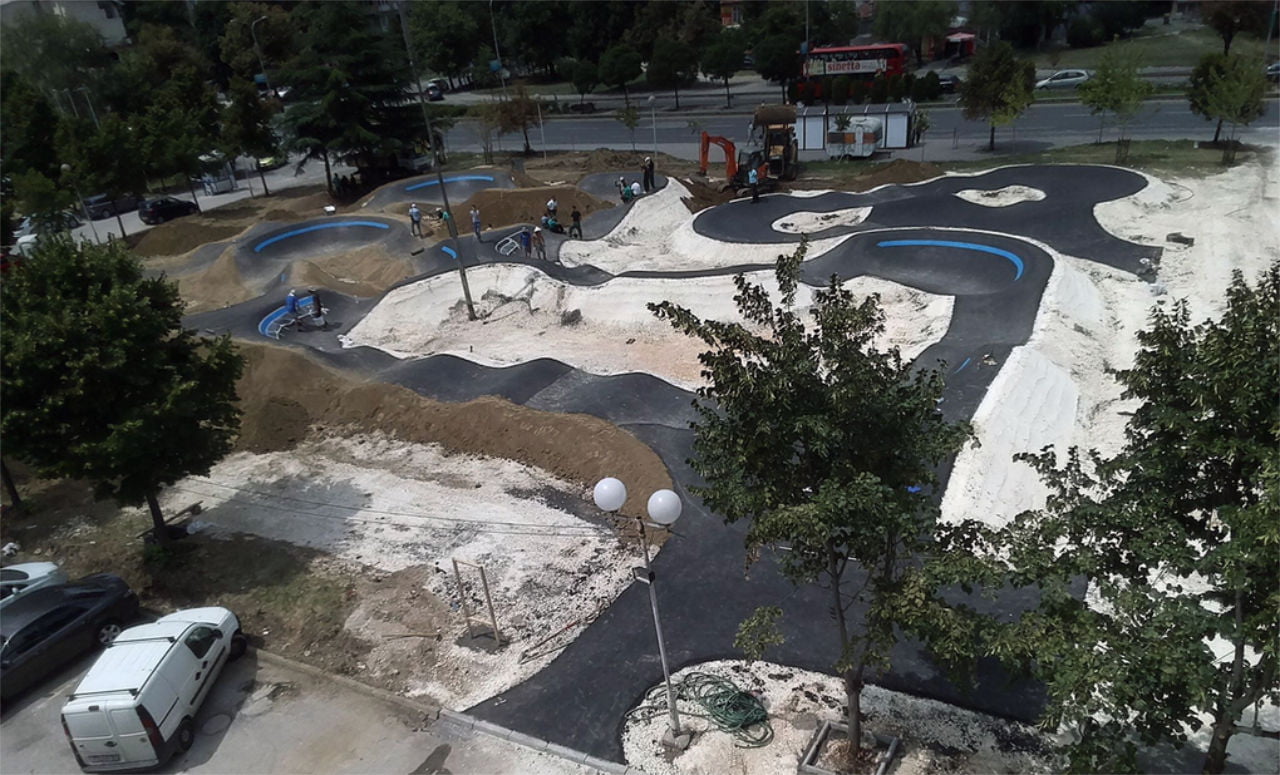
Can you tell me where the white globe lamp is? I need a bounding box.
[593,477,627,513]
[646,489,682,527]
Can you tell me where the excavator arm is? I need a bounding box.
[698,132,738,180]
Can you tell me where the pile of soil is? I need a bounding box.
[845,159,944,191]
[678,175,741,213]
[177,250,252,314]
[131,221,246,259]
[234,342,671,516]
[462,185,613,232]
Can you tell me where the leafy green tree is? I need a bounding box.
[1201,53,1268,164]
[218,2,294,87]
[944,265,1280,774]
[496,86,542,156]
[408,0,481,89]
[753,33,804,103]
[1077,45,1154,163]
[874,0,957,65]
[1189,53,1233,144]
[599,43,643,108]
[1203,0,1271,55]
[701,28,746,108]
[502,1,571,75]
[616,105,640,152]
[570,60,599,106]
[958,41,1035,151]
[59,116,147,237]
[0,70,63,181]
[0,238,244,545]
[646,37,698,110]
[220,77,281,196]
[649,244,972,761]
[0,10,111,99]
[11,170,74,229]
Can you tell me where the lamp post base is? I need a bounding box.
[661,727,694,751]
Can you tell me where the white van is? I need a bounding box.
[60,607,247,772]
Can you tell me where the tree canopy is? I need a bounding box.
[1198,52,1268,164]
[1077,44,1154,163]
[646,37,699,109]
[701,28,747,108]
[599,43,643,108]
[938,264,1280,774]
[874,0,957,65]
[650,243,973,761]
[0,238,244,544]
[958,41,1036,151]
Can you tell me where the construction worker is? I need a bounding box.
[408,202,423,237]
[749,167,760,204]
[532,226,546,261]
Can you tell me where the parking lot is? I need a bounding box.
[1,648,595,774]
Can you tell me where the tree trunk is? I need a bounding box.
[186,179,202,213]
[114,210,127,239]
[322,151,332,196]
[724,77,732,108]
[1202,721,1233,774]
[145,490,169,546]
[1213,118,1224,143]
[257,164,271,196]
[988,123,996,151]
[827,542,863,756]
[623,85,631,109]
[1,459,21,508]
[673,85,680,110]
[521,122,532,155]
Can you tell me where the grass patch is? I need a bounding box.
[1032,27,1267,69]
[938,139,1263,177]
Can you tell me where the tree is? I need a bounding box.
[701,28,746,108]
[0,10,111,101]
[59,116,147,237]
[951,265,1280,774]
[1201,53,1268,164]
[569,59,599,106]
[1077,44,1154,163]
[753,33,804,103]
[220,77,281,196]
[599,43,643,109]
[958,41,1035,151]
[646,37,698,110]
[0,238,244,546]
[874,0,957,65]
[649,244,972,762]
[1203,0,1271,55]
[218,2,293,86]
[0,70,64,181]
[466,102,502,164]
[407,0,481,89]
[616,105,640,152]
[496,87,542,156]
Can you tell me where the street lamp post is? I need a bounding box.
[488,0,509,98]
[593,478,692,751]
[249,15,272,96]
[60,163,100,244]
[76,87,99,128]
[647,94,658,156]
[397,0,477,320]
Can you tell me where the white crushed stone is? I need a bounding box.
[954,185,1046,206]
[772,206,872,234]
[621,660,1056,775]
[161,433,642,709]
[344,264,953,391]
[559,179,855,275]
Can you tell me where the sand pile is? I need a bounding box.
[132,221,246,258]
[954,185,1047,206]
[177,251,253,314]
[233,341,670,516]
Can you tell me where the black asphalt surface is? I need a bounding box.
[363,171,516,209]
[183,164,1161,764]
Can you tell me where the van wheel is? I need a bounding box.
[176,718,195,752]
[229,630,248,661]
[94,620,123,647]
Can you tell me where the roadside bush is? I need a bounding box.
[888,73,911,102]
[912,71,942,102]
[832,75,851,105]
[850,79,869,104]
[869,74,889,103]
[1068,16,1106,48]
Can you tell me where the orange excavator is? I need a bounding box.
[698,104,798,195]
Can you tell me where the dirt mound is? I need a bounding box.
[677,176,740,213]
[290,245,416,298]
[580,149,654,175]
[463,185,612,232]
[234,342,671,516]
[178,249,252,313]
[132,221,246,258]
[849,159,944,190]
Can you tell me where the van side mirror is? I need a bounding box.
[212,630,223,639]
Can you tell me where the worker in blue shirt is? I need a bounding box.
[748,167,760,204]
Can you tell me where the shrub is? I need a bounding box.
[1067,16,1105,48]
[832,75,851,105]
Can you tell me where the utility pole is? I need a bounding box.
[489,0,510,98]
[397,0,477,320]
[250,15,272,95]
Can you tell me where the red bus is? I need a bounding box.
[803,43,909,79]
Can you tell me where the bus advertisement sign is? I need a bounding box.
[805,58,887,78]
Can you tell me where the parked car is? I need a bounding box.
[61,607,246,771]
[0,574,139,702]
[425,83,444,101]
[138,197,199,225]
[82,194,144,221]
[1266,62,1279,83]
[426,77,448,93]
[255,154,287,171]
[12,211,82,257]
[1036,69,1090,89]
[0,562,69,611]
[939,74,962,94]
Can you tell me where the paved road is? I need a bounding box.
[446,98,1280,163]
[0,649,596,775]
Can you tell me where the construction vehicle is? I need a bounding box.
[697,104,799,196]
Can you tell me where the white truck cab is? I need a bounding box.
[60,607,246,772]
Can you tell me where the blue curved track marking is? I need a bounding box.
[442,246,458,260]
[253,221,391,253]
[258,306,289,337]
[876,239,1025,281]
[404,174,495,192]
[954,357,972,374]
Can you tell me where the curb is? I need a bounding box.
[438,709,645,775]
[253,648,441,721]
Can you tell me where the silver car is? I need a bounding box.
[1036,69,1090,89]
[0,562,69,610]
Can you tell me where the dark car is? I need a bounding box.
[0,574,139,702]
[939,74,962,94]
[139,196,199,225]
[425,83,444,101]
[83,194,145,221]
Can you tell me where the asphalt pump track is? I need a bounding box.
[188,166,1162,763]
